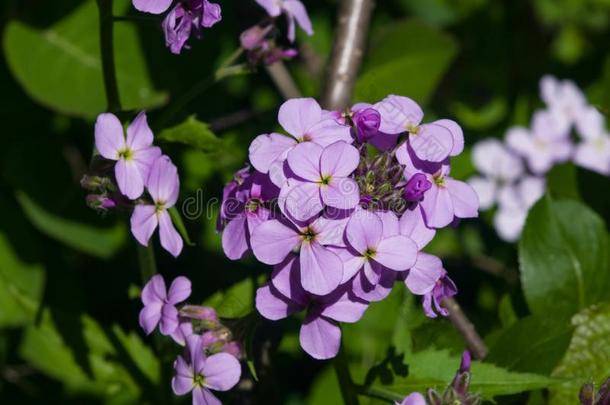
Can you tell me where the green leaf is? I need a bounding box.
[16,192,126,259]
[157,116,222,152]
[169,207,195,246]
[355,19,458,105]
[3,0,166,118]
[204,277,255,319]
[486,314,574,375]
[546,163,581,201]
[450,98,508,131]
[550,303,610,404]
[382,349,557,399]
[519,197,610,316]
[19,310,159,402]
[0,232,44,327]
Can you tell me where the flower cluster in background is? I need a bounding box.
[139,275,242,405]
[83,112,184,257]
[469,75,610,242]
[218,96,479,359]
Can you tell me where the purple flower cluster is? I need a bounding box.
[91,112,184,257]
[132,0,222,54]
[469,75,610,242]
[140,275,242,405]
[218,96,479,359]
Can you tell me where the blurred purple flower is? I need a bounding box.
[132,0,173,14]
[422,271,457,318]
[139,274,191,336]
[395,392,426,405]
[162,0,222,54]
[254,0,313,42]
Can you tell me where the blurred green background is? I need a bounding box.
[1,0,610,404]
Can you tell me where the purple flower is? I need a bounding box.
[341,210,418,302]
[248,98,352,186]
[573,107,610,176]
[139,274,191,336]
[172,334,241,405]
[94,112,161,200]
[404,173,432,203]
[217,166,251,231]
[540,75,587,133]
[395,392,426,405]
[353,107,382,143]
[398,145,479,229]
[467,139,524,210]
[221,172,278,260]
[162,0,222,54]
[133,0,173,14]
[130,155,184,257]
[422,271,457,318]
[376,95,464,163]
[255,0,313,42]
[281,141,360,221]
[506,110,572,175]
[256,280,368,359]
[86,194,117,211]
[251,214,347,295]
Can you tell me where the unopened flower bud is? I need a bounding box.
[459,350,471,373]
[86,194,116,211]
[180,305,219,323]
[404,173,432,202]
[222,341,242,358]
[240,25,268,50]
[426,388,442,405]
[353,107,381,142]
[81,175,111,191]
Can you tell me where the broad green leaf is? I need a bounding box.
[157,116,222,152]
[19,310,159,402]
[355,20,458,105]
[486,314,574,375]
[204,277,255,319]
[450,98,508,131]
[382,349,557,399]
[3,0,166,118]
[0,232,44,327]
[550,303,610,404]
[546,163,581,200]
[519,197,610,316]
[307,366,343,405]
[17,192,126,259]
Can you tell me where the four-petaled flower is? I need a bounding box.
[95,112,161,200]
[139,274,191,336]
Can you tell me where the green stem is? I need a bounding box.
[96,0,121,113]
[136,243,158,284]
[156,47,247,128]
[354,385,403,403]
[334,344,360,405]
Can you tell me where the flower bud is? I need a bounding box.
[404,173,432,202]
[240,25,268,50]
[426,388,442,405]
[180,305,220,329]
[86,194,116,211]
[353,107,381,142]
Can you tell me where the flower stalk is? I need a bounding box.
[96,0,121,113]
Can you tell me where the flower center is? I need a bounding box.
[319,175,332,186]
[301,227,317,242]
[193,373,206,387]
[245,198,261,213]
[155,200,166,213]
[434,175,446,188]
[406,123,419,134]
[364,247,376,259]
[118,148,134,160]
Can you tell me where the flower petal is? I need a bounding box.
[193,387,221,405]
[130,205,159,247]
[141,274,167,305]
[168,276,192,305]
[202,353,241,391]
[410,122,453,162]
[320,177,360,211]
[321,292,368,323]
[256,284,303,320]
[299,315,341,360]
[374,235,418,271]
[320,141,359,178]
[116,159,145,199]
[249,133,297,173]
[160,303,179,335]
[345,211,383,254]
[147,155,180,205]
[405,253,444,295]
[222,215,250,260]
[126,111,154,151]
[420,185,454,228]
[139,302,162,334]
[278,98,323,139]
[300,242,343,295]
[251,219,300,265]
[376,95,423,134]
[159,210,184,257]
[132,0,173,14]
[287,142,323,181]
[398,207,436,249]
[95,113,124,160]
[284,181,324,221]
[283,0,313,36]
[446,178,479,219]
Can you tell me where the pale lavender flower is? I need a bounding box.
[139,274,191,336]
[94,112,161,200]
[422,271,457,318]
[162,0,222,54]
[254,0,313,42]
[248,98,352,187]
[130,155,184,257]
[256,279,368,359]
[506,110,572,175]
[251,214,347,295]
[376,95,464,163]
[395,392,426,405]
[282,141,360,221]
[467,139,523,210]
[540,75,587,133]
[573,106,610,176]
[172,334,241,405]
[133,0,173,14]
[398,145,479,229]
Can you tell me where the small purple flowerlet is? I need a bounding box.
[162,0,222,54]
[132,0,173,14]
[139,274,191,336]
[255,0,313,42]
[131,155,184,257]
[422,271,457,318]
[395,392,426,405]
[95,112,161,200]
[172,334,241,405]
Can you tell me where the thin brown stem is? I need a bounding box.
[321,0,375,110]
[442,297,488,360]
[265,61,302,100]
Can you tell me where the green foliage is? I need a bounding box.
[355,20,458,105]
[3,0,166,118]
[519,197,610,317]
[204,277,256,319]
[16,192,127,259]
[157,116,222,152]
[550,303,610,404]
[546,163,581,200]
[19,310,159,403]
